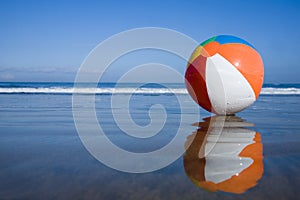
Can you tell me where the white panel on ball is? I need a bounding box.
[206,54,255,115]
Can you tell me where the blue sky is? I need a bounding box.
[0,0,299,83]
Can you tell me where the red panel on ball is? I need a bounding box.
[185,55,213,112]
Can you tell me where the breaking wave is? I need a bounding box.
[0,86,300,95]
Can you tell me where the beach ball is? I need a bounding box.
[185,35,264,115]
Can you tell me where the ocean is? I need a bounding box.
[0,82,299,199]
[0,82,300,95]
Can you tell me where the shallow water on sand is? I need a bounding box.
[0,93,299,199]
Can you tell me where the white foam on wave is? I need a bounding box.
[261,87,300,95]
[0,87,188,94]
[0,87,299,95]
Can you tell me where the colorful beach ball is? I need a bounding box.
[185,35,264,115]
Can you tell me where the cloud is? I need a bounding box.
[0,72,14,80]
[0,66,78,82]
[0,66,77,73]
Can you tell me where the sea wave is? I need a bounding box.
[261,87,300,95]
[0,87,300,95]
[0,87,187,95]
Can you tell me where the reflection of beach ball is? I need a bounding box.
[184,116,264,194]
[185,35,264,115]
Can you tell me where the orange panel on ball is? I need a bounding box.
[218,44,264,99]
[200,41,220,57]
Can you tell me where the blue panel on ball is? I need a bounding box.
[215,35,255,49]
